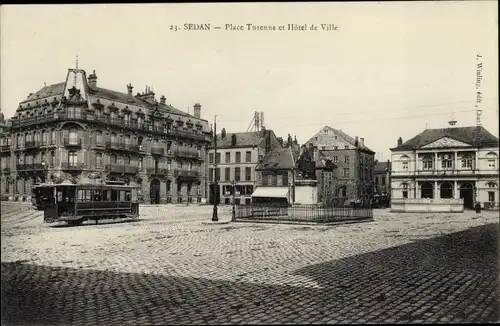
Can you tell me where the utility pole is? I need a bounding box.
[232,179,236,220]
[212,115,218,221]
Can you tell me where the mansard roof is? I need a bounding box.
[255,146,297,171]
[391,126,499,151]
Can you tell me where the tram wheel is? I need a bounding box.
[67,219,83,226]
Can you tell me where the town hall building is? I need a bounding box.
[390,125,499,211]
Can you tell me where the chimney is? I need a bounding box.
[221,128,226,139]
[88,70,97,88]
[193,103,201,119]
[360,137,364,148]
[127,84,133,96]
[355,136,359,147]
[397,137,403,147]
[231,134,237,146]
[136,85,155,104]
[265,129,271,153]
[160,95,166,105]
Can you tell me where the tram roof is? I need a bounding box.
[33,183,138,189]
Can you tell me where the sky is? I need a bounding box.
[1,2,498,161]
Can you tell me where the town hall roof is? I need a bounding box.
[391,126,499,151]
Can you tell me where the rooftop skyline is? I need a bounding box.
[1,3,498,161]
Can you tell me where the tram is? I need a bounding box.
[34,181,139,225]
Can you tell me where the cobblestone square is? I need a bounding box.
[1,203,499,324]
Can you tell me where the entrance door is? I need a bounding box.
[460,183,474,209]
[421,182,434,199]
[150,179,161,204]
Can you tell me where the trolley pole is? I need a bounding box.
[212,115,218,221]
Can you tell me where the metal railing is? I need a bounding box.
[146,167,168,175]
[174,170,199,178]
[151,147,165,156]
[15,163,48,171]
[10,110,209,141]
[234,204,373,223]
[105,142,140,152]
[1,145,11,152]
[175,149,200,159]
[61,162,84,170]
[63,138,82,147]
[105,164,139,174]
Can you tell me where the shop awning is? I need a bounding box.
[251,187,289,199]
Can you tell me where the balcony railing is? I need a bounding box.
[174,170,199,178]
[61,162,84,170]
[151,147,165,156]
[2,167,10,174]
[10,110,210,142]
[64,138,82,147]
[175,149,200,159]
[0,145,11,152]
[105,142,140,152]
[25,141,42,150]
[169,129,206,141]
[414,169,478,176]
[146,167,168,176]
[105,164,139,174]
[15,163,48,171]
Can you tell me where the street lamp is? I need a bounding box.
[232,179,236,220]
[212,115,218,221]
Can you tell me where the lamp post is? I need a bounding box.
[212,115,218,221]
[232,179,236,220]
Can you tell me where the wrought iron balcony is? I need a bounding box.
[0,145,11,152]
[151,147,165,156]
[174,170,199,178]
[2,167,10,174]
[169,129,206,141]
[15,163,47,171]
[25,141,42,150]
[105,164,139,174]
[105,142,139,152]
[61,162,84,170]
[175,149,200,159]
[64,137,82,147]
[146,167,168,176]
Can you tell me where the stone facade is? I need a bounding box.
[304,126,375,201]
[207,128,281,205]
[0,68,212,204]
[390,127,499,210]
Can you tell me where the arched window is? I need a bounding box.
[461,154,473,170]
[441,154,453,169]
[124,135,131,145]
[400,155,410,171]
[51,129,56,145]
[42,131,48,145]
[486,182,498,205]
[111,133,117,144]
[125,155,131,165]
[69,128,78,144]
[422,155,433,170]
[486,152,498,170]
[401,182,409,198]
[139,157,143,170]
[50,151,55,167]
[421,182,434,199]
[111,154,117,164]
[440,182,453,199]
[96,153,103,168]
[96,130,103,146]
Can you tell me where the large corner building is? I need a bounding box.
[0,68,212,204]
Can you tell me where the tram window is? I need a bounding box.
[77,190,84,202]
[57,191,63,202]
[93,190,102,201]
[100,190,107,201]
[85,190,92,201]
[131,189,137,201]
[111,190,118,201]
[119,191,125,202]
[125,191,131,201]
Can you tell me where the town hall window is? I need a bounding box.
[402,183,409,198]
[461,155,473,169]
[68,151,78,165]
[422,155,433,170]
[441,154,453,169]
[225,152,231,163]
